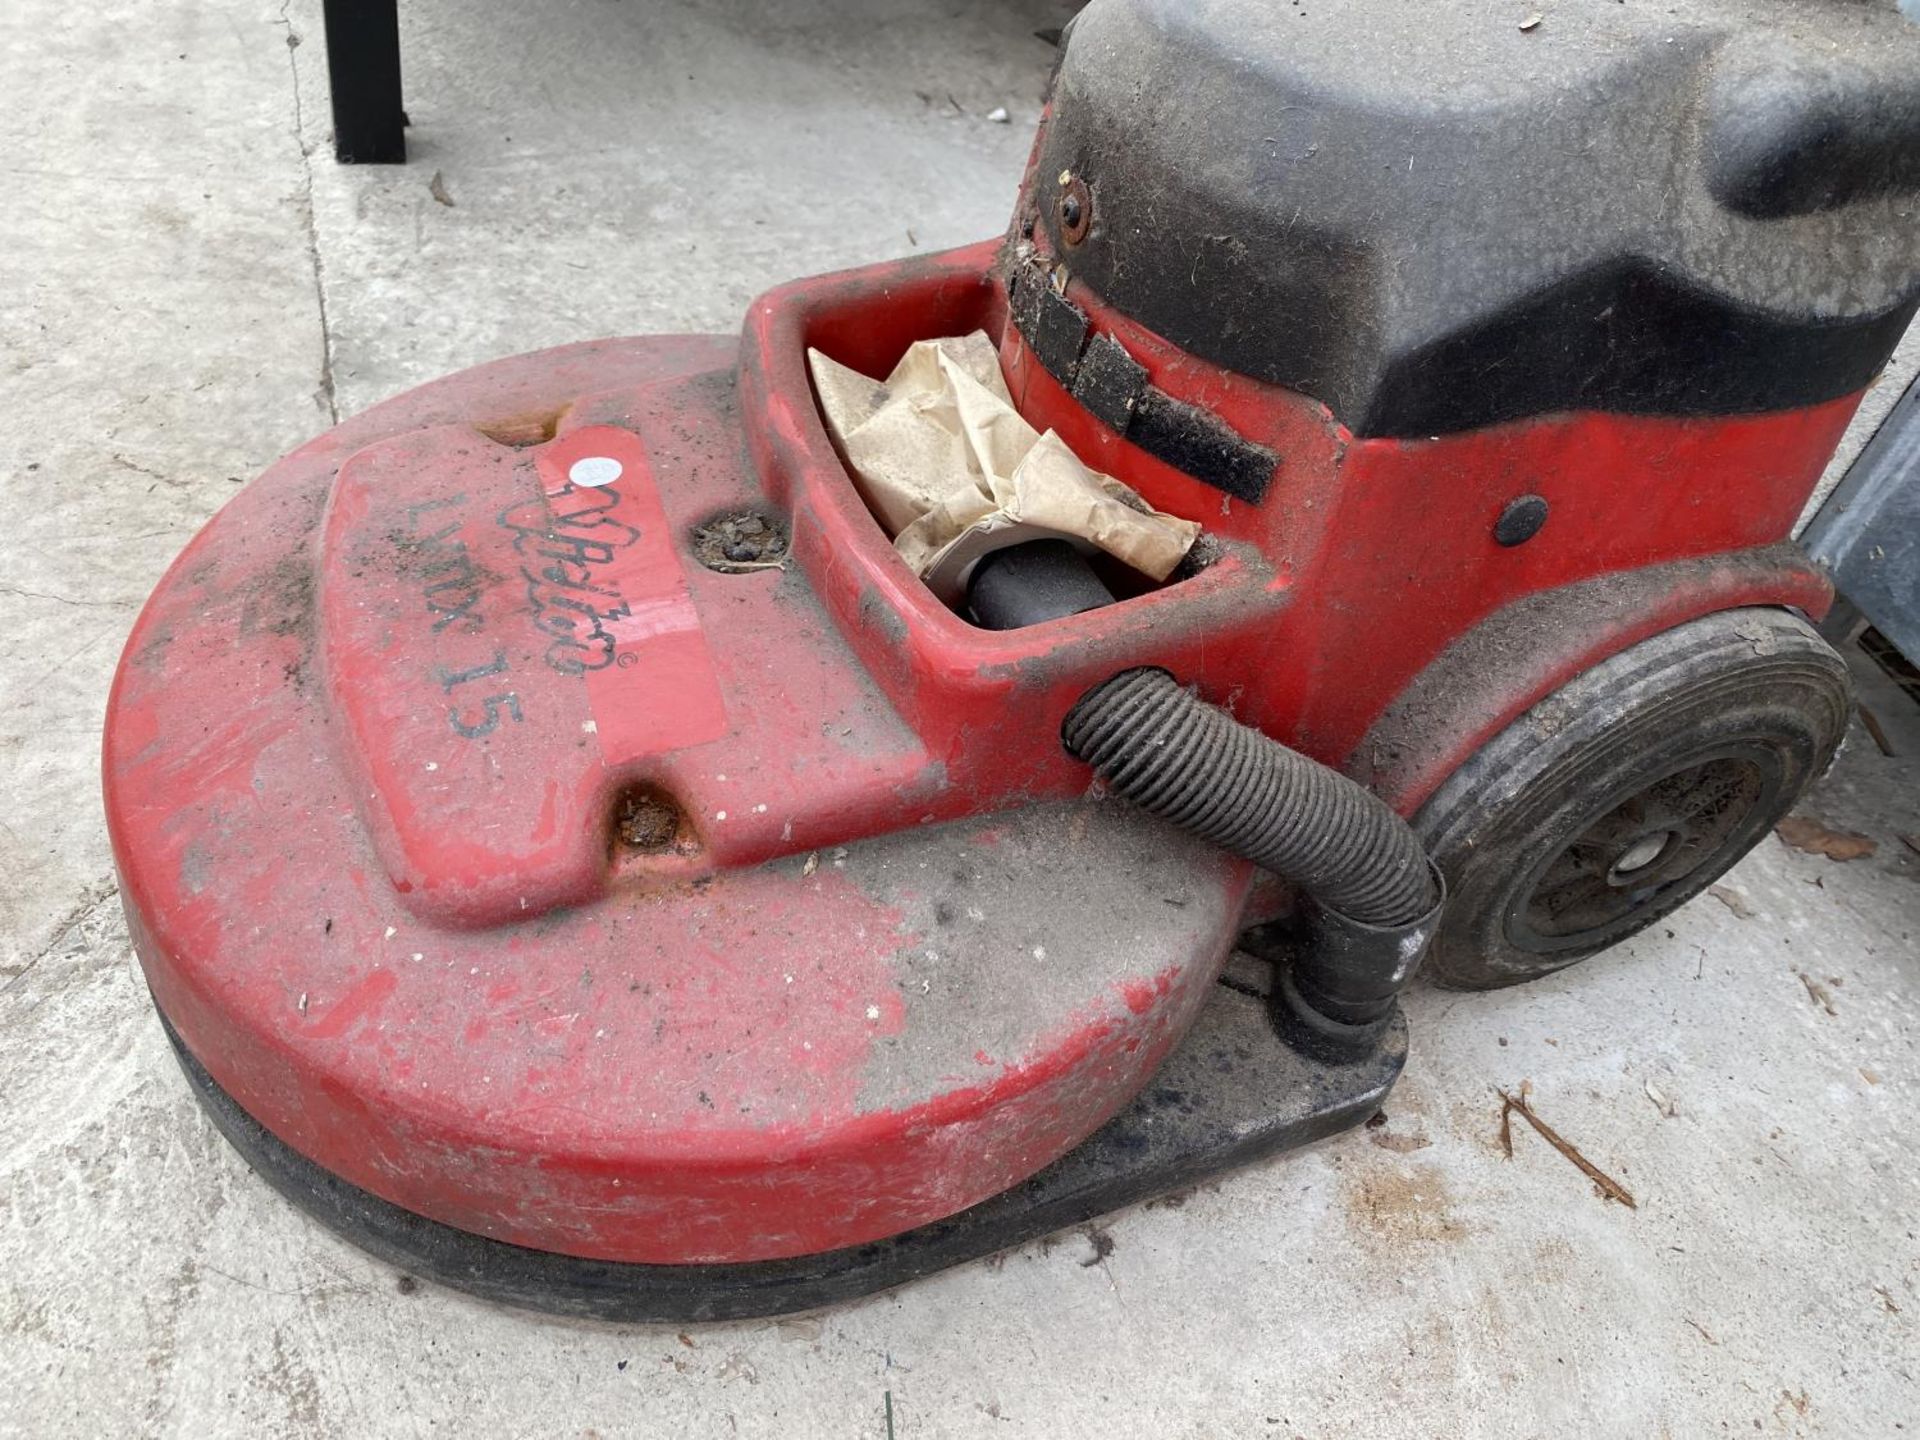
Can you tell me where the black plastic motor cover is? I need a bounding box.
[1028,0,1920,438]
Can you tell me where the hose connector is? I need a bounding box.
[1063,667,1445,1048]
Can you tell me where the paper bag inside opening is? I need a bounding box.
[808,332,1200,605]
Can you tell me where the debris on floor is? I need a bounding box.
[1708,884,1756,919]
[1776,816,1878,861]
[1370,1131,1433,1153]
[1497,1081,1638,1209]
[1366,1112,1432,1151]
[1795,970,1840,1017]
[1080,1226,1116,1267]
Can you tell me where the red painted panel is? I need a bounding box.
[106,246,1850,1263]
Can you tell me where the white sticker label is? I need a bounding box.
[568,456,624,488]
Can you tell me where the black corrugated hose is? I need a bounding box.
[1061,668,1437,926]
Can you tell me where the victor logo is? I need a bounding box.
[496,480,641,676]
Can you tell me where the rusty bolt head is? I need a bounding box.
[1058,176,1092,246]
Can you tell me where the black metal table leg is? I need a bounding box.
[322,0,407,164]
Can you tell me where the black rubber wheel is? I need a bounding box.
[1413,607,1851,990]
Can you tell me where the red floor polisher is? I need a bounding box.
[106,0,1920,1319]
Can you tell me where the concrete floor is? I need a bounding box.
[4,1,1918,1434]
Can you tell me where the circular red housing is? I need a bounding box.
[105,334,1250,1264]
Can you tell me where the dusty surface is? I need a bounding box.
[3,1,1918,1436]
[617,791,686,853]
[690,512,789,573]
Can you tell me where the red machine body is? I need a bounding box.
[106,241,1842,1264]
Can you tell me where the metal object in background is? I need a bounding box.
[321,0,406,164]
[1805,371,1920,664]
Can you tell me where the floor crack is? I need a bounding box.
[277,2,339,426]
[0,584,137,610]
[110,452,176,485]
[1,877,122,999]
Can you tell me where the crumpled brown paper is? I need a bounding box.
[808,332,1199,604]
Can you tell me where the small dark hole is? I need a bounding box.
[475,408,565,448]
[692,511,788,573]
[1493,494,1549,547]
[616,787,683,853]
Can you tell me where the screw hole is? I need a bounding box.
[1059,176,1093,246]
[614,785,692,855]
[692,511,788,573]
